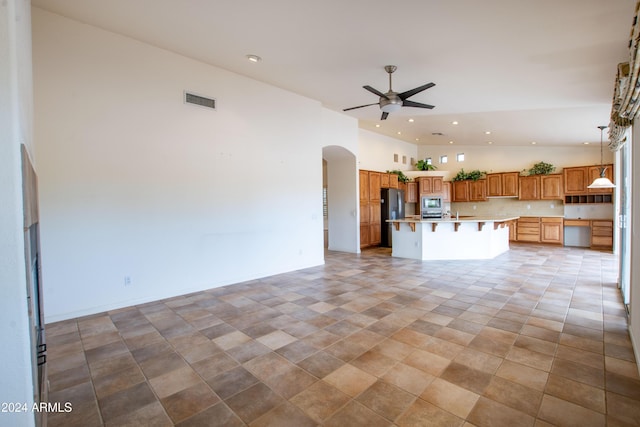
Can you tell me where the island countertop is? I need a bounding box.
[386,215,520,224]
[387,215,517,260]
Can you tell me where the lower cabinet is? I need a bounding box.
[541,217,563,245]
[515,217,563,244]
[516,217,540,242]
[591,220,613,248]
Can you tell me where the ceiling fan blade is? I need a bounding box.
[343,102,380,112]
[402,100,435,109]
[381,112,389,120]
[363,85,389,100]
[398,82,435,100]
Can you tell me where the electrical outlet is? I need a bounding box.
[124,276,132,286]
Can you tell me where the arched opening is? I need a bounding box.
[322,145,359,253]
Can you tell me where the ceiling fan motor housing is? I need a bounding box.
[380,94,402,112]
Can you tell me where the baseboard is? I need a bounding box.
[629,323,640,377]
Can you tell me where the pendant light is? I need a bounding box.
[587,125,616,189]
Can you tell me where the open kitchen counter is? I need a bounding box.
[387,216,519,261]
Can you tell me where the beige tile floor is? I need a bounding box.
[45,243,640,426]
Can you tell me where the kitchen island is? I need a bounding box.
[387,216,519,261]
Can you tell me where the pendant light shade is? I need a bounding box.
[587,126,616,189]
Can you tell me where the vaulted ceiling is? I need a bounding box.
[32,0,636,146]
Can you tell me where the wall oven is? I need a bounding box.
[421,196,443,219]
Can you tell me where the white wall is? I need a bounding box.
[0,0,37,425]
[33,9,337,321]
[417,144,614,177]
[358,129,418,172]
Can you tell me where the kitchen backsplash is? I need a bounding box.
[452,199,564,217]
[405,198,614,219]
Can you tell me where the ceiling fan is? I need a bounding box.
[343,65,435,120]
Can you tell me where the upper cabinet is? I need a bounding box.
[518,174,563,200]
[452,180,487,202]
[563,165,613,195]
[389,173,399,189]
[487,172,519,197]
[359,170,369,202]
[417,176,443,195]
[540,174,563,200]
[442,181,451,203]
[518,176,539,200]
[369,172,381,201]
[405,182,418,203]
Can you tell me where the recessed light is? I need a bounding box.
[485,131,491,135]
[583,142,590,145]
[397,131,402,135]
[531,141,537,145]
[415,138,420,141]
[246,54,262,63]
[408,118,414,123]
[375,124,380,128]
[451,121,459,125]
[487,141,493,145]
[449,141,454,144]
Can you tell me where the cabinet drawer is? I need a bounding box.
[541,217,563,224]
[518,217,540,224]
[517,226,540,234]
[592,227,613,237]
[517,233,541,242]
[564,219,590,227]
[591,220,613,228]
[591,236,613,247]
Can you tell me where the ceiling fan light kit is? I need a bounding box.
[343,65,435,120]
[587,125,616,189]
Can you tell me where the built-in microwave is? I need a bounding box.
[421,196,443,218]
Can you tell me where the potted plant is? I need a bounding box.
[387,170,410,183]
[452,169,486,181]
[415,159,437,171]
[526,161,555,175]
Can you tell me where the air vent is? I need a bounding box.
[185,92,216,110]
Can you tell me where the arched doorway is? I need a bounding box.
[322,146,359,253]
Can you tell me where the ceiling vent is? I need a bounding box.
[184,91,216,110]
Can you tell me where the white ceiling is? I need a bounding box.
[32,0,636,147]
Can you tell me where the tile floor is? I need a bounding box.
[45,243,640,426]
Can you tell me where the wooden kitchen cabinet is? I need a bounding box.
[541,217,563,245]
[487,172,519,197]
[369,172,381,201]
[518,176,539,200]
[452,180,487,202]
[359,170,369,202]
[563,167,588,195]
[381,173,390,189]
[389,173,399,189]
[369,201,381,245]
[405,182,418,203]
[516,217,540,242]
[442,181,451,203]
[591,220,613,248]
[519,174,563,200]
[469,180,487,201]
[540,174,563,200]
[418,176,443,195]
[564,165,613,195]
[452,180,468,202]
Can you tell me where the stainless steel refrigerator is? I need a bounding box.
[380,188,405,247]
